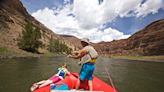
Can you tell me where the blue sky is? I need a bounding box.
[21,0,164,42]
[21,0,73,13]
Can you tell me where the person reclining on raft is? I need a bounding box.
[68,38,98,91]
[30,63,70,91]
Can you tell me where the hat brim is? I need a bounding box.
[81,40,90,44]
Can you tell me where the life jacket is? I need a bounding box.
[56,68,67,78]
[81,45,98,63]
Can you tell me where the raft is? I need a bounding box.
[33,73,116,92]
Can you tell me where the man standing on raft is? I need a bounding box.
[68,38,98,91]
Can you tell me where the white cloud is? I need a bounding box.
[31,0,163,43]
[135,0,164,17]
[32,5,79,32]
[85,28,131,43]
[73,0,163,27]
[73,0,101,29]
[73,0,142,28]
[32,6,130,43]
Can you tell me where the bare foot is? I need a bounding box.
[30,84,39,92]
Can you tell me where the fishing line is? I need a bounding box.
[102,61,117,92]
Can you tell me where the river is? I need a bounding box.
[0,56,164,92]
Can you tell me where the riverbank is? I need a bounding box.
[110,55,164,62]
[0,47,58,59]
[1,47,164,62]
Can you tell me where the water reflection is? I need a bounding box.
[0,56,164,92]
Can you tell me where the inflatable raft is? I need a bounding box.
[33,73,116,92]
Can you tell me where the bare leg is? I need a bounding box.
[31,80,46,91]
[88,80,93,91]
[75,79,80,90]
[35,80,46,85]
[51,76,61,83]
[39,80,53,88]
[31,80,46,89]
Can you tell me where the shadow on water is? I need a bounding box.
[0,56,164,92]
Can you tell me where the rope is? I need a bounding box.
[102,61,117,92]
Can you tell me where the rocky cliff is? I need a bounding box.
[61,19,164,56]
[0,0,163,56]
[60,35,82,49]
[94,19,164,56]
[0,0,74,55]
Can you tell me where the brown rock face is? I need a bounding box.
[0,0,28,17]
[126,20,164,55]
[62,20,164,56]
[0,0,74,53]
[94,19,164,56]
[0,0,163,56]
[60,35,82,49]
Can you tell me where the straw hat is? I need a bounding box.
[81,38,90,44]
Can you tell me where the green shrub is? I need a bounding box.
[48,39,72,54]
[18,22,42,53]
[0,47,8,52]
